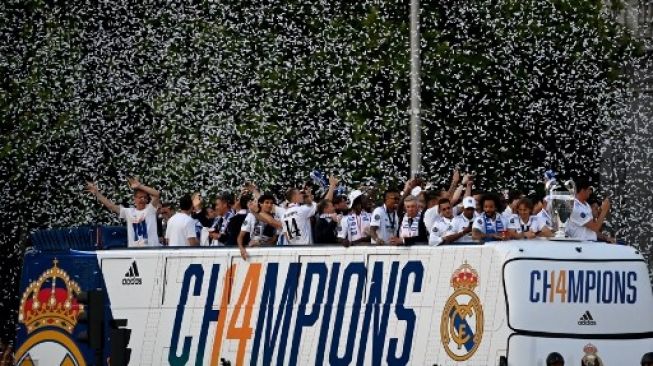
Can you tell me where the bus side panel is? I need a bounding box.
[98,246,509,365]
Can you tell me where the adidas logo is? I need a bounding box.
[122,261,142,286]
[577,311,596,326]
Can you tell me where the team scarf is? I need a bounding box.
[483,213,505,241]
[400,214,421,238]
[346,212,370,237]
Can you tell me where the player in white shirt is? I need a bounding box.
[86,177,161,247]
[370,189,401,245]
[507,198,553,239]
[536,197,554,229]
[238,194,279,260]
[282,187,317,245]
[423,172,472,231]
[338,190,372,245]
[423,195,441,233]
[433,196,477,245]
[472,193,510,241]
[502,190,523,224]
[165,195,200,247]
[429,198,455,245]
[565,179,610,240]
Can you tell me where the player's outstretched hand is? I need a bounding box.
[85,181,99,195]
[127,177,141,190]
[329,175,339,187]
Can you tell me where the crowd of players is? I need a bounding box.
[85,170,615,260]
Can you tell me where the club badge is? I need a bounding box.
[15,259,87,366]
[440,261,484,361]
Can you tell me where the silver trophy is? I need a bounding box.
[546,176,576,239]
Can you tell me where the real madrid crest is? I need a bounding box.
[440,261,484,361]
[14,259,87,366]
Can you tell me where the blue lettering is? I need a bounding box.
[542,270,551,303]
[596,271,602,303]
[627,271,637,304]
[315,263,341,366]
[614,271,626,303]
[169,264,203,366]
[250,262,301,365]
[329,262,366,366]
[585,271,597,303]
[357,261,399,366]
[289,263,327,365]
[569,270,584,303]
[601,271,613,304]
[388,261,423,366]
[195,264,220,366]
[529,271,541,303]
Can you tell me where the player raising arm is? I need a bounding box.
[86,177,161,247]
[565,178,610,241]
[282,186,318,245]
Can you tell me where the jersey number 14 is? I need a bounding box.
[284,218,301,239]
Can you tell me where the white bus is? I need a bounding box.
[14,240,653,365]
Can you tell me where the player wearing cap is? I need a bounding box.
[472,193,509,241]
[338,190,372,245]
[642,352,653,366]
[370,189,401,245]
[507,198,553,239]
[565,178,610,240]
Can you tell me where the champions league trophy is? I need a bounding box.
[544,170,575,239]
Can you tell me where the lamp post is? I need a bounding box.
[409,0,422,178]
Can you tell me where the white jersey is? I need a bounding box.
[282,202,317,245]
[240,213,275,244]
[119,203,159,247]
[423,206,440,231]
[508,215,547,234]
[502,209,518,226]
[165,212,196,247]
[449,214,475,242]
[429,216,454,246]
[536,209,553,229]
[399,214,421,239]
[370,205,399,244]
[565,199,597,241]
[337,211,372,242]
[472,213,509,235]
[272,206,287,246]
